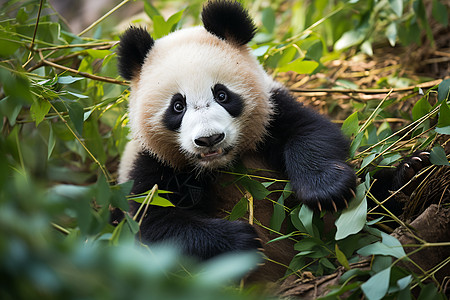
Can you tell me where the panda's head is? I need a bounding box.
[117,0,274,170]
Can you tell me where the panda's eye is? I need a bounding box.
[173,101,185,113]
[216,90,228,102]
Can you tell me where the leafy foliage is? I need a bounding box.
[1,0,449,299]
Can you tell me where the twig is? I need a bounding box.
[38,52,128,85]
[78,0,131,36]
[23,0,44,68]
[37,41,116,52]
[28,44,115,72]
[290,79,443,94]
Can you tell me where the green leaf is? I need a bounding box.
[0,31,21,57]
[0,96,23,126]
[435,126,450,135]
[238,177,270,200]
[306,41,323,62]
[278,59,318,74]
[152,9,185,39]
[269,183,291,231]
[335,183,367,240]
[357,240,405,259]
[124,213,140,234]
[86,50,111,60]
[110,181,132,211]
[334,29,365,51]
[430,146,450,166]
[95,173,111,206]
[436,99,450,127]
[361,267,391,300]
[380,232,406,257]
[389,0,403,17]
[229,197,248,221]
[417,283,440,300]
[57,75,84,85]
[262,7,276,33]
[335,244,350,270]
[432,0,448,26]
[298,204,314,237]
[276,46,298,67]
[360,153,377,170]
[152,195,175,207]
[129,193,174,207]
[47,123,56,159]
[252,45,270,57]
[386,22,397,47]
[68,102,84,135]
[341,111,359,137]
[412,96,432,121]
[396,275,412,290]
[0,69,34,104]
[196,252,261,286]
[30,98,51,126]
[144,1,160,18]
[350,131,364,158]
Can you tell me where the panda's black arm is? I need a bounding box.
[262,88,357,211]
[125,151,260,259]
[137,206,260,260]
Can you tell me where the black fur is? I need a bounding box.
[163,94,187,131]
[213,84,244,117]
[262,88,357,211]
[202,0,256,45]
[117,27,154,80]
[128,152,261,260]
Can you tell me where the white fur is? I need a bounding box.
[117,139,141,183]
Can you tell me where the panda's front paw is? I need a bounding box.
[216,219,262,252]
[193,219,262,260]
[393,151,431,194]
[292,161,357,212]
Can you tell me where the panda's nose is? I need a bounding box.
[194,133,225,147]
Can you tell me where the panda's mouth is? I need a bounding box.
[197,148,225,160]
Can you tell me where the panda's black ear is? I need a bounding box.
[117,27,154,80]
[201,0,256,45]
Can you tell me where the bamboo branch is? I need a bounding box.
[290,79,443,94]
[28,44,115,72]
[78,0,130,36]
[38,52,128,85]
[22,0,44,68]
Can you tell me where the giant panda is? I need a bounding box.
[116,0,357,278]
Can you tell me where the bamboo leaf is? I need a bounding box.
[430,146,450,166]
[341,111,359,137]
[229,197,248,221]
[436,99,450,127]
[335,244,350,270]
[361,267,391,300]
[432,0,448,26]
[278,59,318,74]
[389,0,403,17]
[335,184,367,240]
[412,96,432,121]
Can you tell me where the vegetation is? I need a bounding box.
[0,0,449,299]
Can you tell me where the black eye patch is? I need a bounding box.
[163,93,186,131]
[212,84,244,118]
